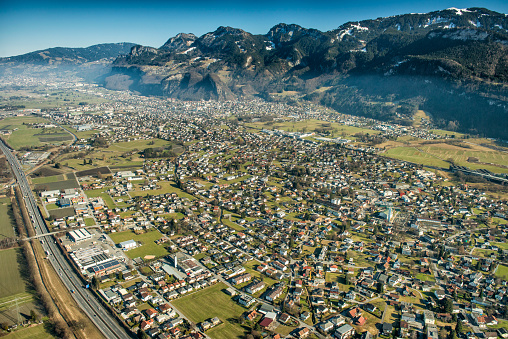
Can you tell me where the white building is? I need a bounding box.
[119,239,137,250]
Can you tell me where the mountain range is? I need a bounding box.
[2,8,508,138]
[0,43,137,64]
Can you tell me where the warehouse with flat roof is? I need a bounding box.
[68,228,93,242]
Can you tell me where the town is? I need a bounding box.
[0,74,508,339]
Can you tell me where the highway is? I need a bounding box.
[0,140,131,339]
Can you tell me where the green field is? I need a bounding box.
[415,273,436,282]
[496,264,508,279]
[383,147,449,168]
[419,144,508,174]
[0,116,72,149]
[3,324,54,339]
[31,175,66,185]
[0,88,108,110]
[383,141,508,174]
[107,138,174,152]
[0,248,37,326]
[108,230,169,259]
[0,248,31,299]
[0,198,16,239]
[59,138,180,171]
[221,218,245,231]
[172,283,247,339]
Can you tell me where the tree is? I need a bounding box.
[118,271,124,280]
[377,282,384,294]
[30,309,37,322]
[54,162,61,169]
[91,276,100,290]
[439,327,448,339]
[443,298,453,313]
[456,320,463,333]
[137,329,149,339]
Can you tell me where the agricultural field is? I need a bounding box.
[418,143,508,173]
[28,166,68,179]
[383,147,449,168]
[381,137,508,174]
[47,207,75,220]
[172,282,248,339]
[0,116,72,149]
[0,197,16,239]
[31,174,66,185]
[0,88,109,110]
[33,173,79,191]
[108,229,169,260]
[0,249,31,299]
[0,248,42,326]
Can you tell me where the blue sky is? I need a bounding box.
[1,0,507,57]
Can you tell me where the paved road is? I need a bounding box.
[0,140,131,339]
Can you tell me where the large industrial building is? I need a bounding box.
[68,228,93,242]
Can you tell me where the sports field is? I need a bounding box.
[172,282,248,339]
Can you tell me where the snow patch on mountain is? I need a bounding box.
[447,8,472,15]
